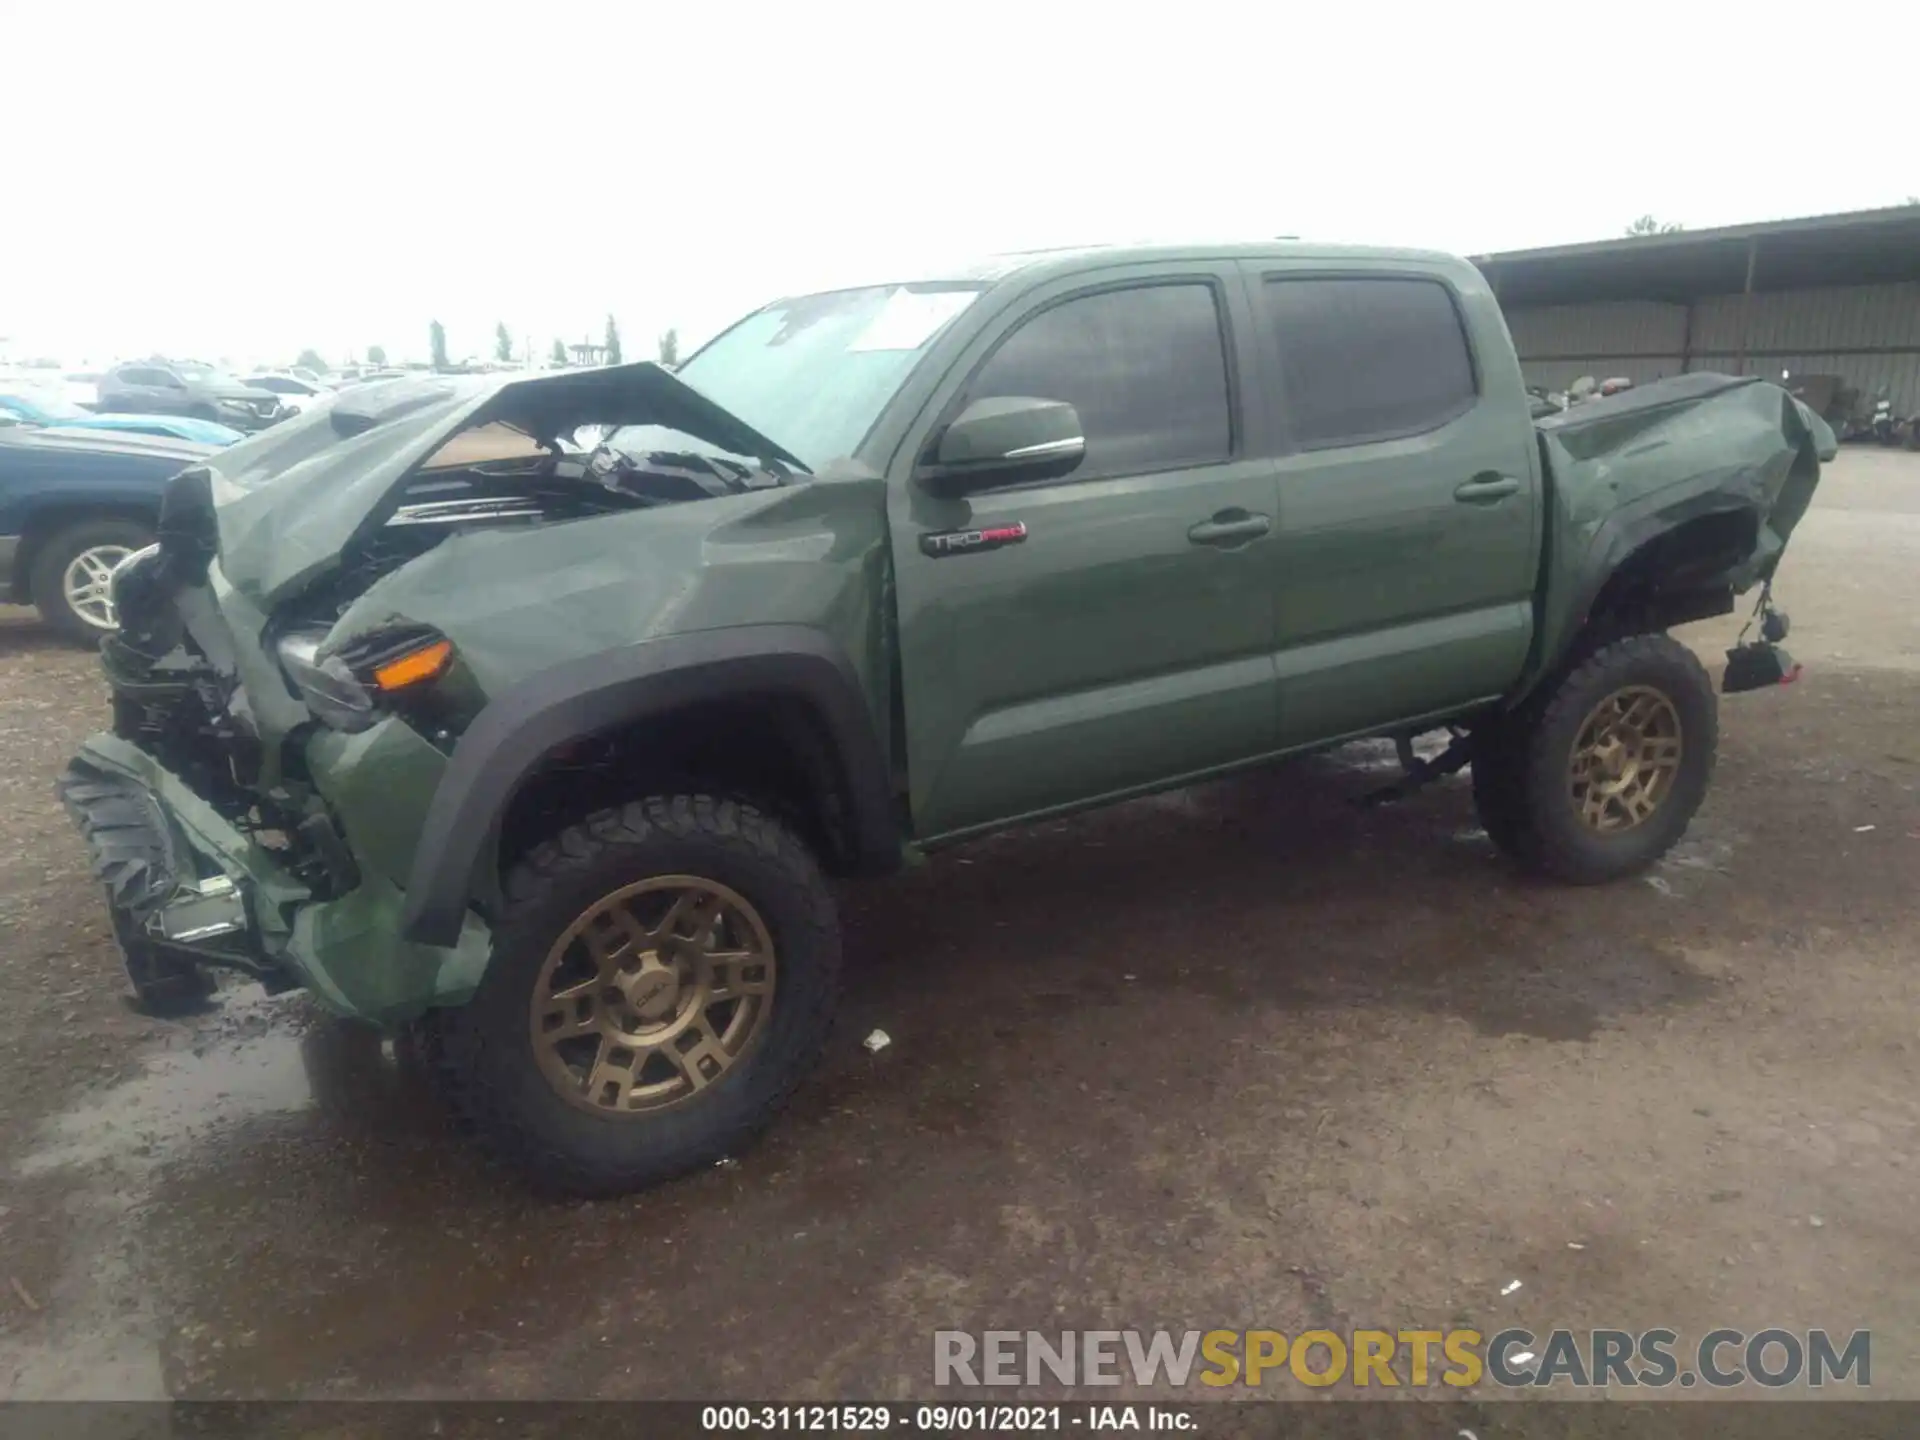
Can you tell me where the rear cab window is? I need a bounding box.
[1256,275,1478,449]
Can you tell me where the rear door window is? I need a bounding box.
[962,282,1233,479]
[1259,277,1477,449]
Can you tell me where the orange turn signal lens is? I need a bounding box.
[371,638,454,692]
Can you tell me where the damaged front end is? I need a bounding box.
[60,363,833,1023]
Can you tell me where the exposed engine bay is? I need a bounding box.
[298,429,801,620]
[100,401,803,902]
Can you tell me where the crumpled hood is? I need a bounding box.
[203,363,804,607]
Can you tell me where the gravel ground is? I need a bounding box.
[0,450,1916,1408]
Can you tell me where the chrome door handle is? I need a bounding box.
[1454,474,1521,503]
[1188,511,1272,546]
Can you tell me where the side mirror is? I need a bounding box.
[921,396,1084,495]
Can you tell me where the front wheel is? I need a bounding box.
[424,794,841,1196]
[1472,634,1718,884]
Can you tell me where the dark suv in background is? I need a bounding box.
[96,361,286,432]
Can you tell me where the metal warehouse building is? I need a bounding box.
[1473,205,1920,416]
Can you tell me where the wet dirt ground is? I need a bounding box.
[1,450,1917,1405]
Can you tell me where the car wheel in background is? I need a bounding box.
[29,517,153,643]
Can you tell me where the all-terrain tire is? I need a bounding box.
[1474,634,1717,884]
[28,517,153,644]
[423,794,841,1196]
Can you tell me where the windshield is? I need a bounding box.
[175,362,235,385]
[610,283,983,470]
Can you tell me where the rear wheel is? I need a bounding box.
[424,794,841,1195]
[28,517,153,643]
[1472,634,1717,883]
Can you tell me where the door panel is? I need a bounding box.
[888,267,1279,840]
[896,461,1279,836]
[1247,266,1540,747]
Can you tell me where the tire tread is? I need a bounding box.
[1474,634,1717,884]
[424,792,840,1196]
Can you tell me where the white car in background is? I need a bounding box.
[242,371,334,413]
[60,372,103,409]
[0,369,101,410]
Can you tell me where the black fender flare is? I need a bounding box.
[399,624,899,946]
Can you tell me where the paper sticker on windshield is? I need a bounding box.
[847,289,977,353]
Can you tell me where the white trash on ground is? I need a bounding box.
[863,1029,892,1054]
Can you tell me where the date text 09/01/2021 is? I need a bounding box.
[701,1405,1190,1432]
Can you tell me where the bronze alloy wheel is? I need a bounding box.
[1567,684,1684,833]
[530,875,776,1115]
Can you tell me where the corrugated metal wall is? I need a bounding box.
[1503,300,1689,392]
[1687,282,1920,412]
[1504,281,1920,413]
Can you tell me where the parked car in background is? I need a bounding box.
[62,372,103,410]
[0,426,211,639]
[242,371,333,413]
[41,416,245,446]
[0,389,243,445]
[96,361,285,432]
[0,369,99,410]
[2,388,243,445]
[0,389,95,428]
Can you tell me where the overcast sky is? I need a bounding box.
[5,0,1912,369]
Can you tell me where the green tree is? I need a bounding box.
[294,347,327,373]
[429,320,449,370]
[657,327,679,367]
[366,344,387,367]
[1624,214,1684,236]
[494,321,513,364]
[604,314,623,366]
[550,338,569,367]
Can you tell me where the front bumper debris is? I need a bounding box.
[57,733,494,1026]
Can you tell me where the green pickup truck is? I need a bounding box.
[61,243,1830,1193]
